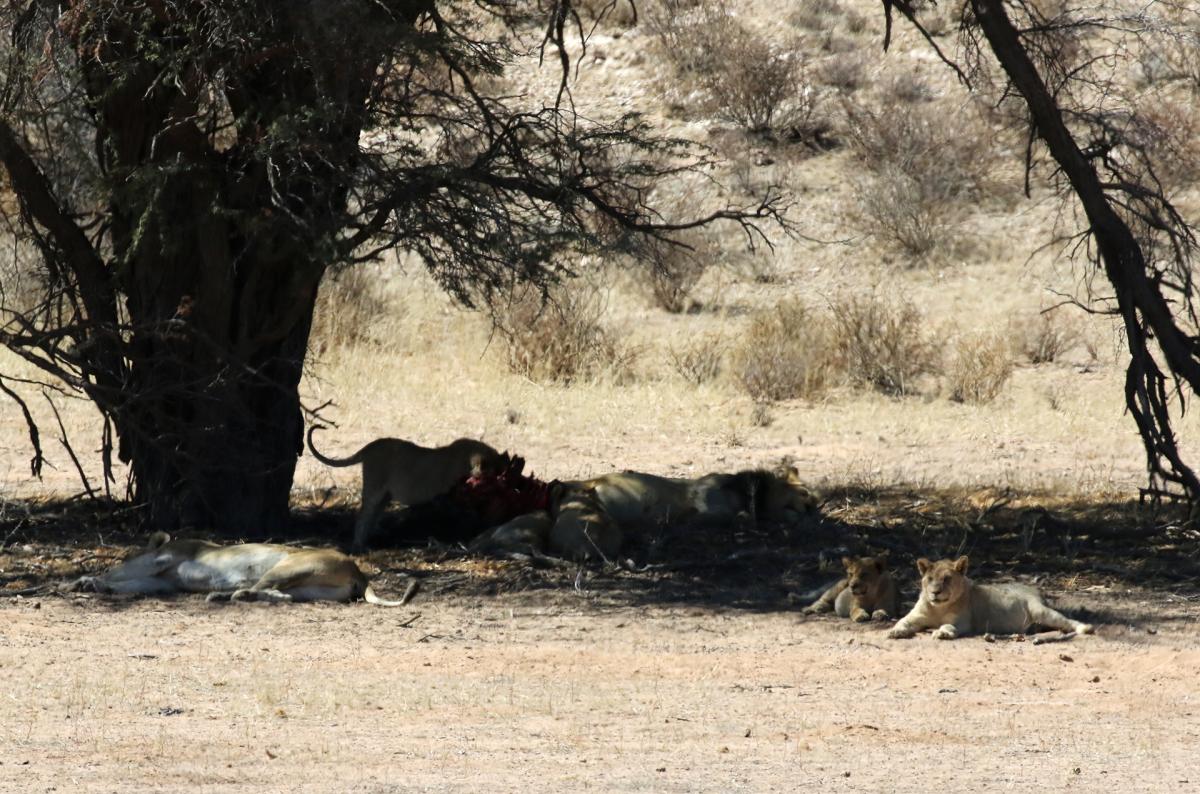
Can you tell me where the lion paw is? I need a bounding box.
[871,609,891,622]
[932,625,958,640]
[886,627,913,640]
[850,609,870,623]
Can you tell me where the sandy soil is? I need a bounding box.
[2,587,1196,794]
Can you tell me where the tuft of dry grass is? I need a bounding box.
[1017,310,1080,365]
[733,300,840,402]
[828,294,939,396]
[669,333,725,385]
[641,233,717,313]
[789,0,842,31]
[496,283,637,385]
[947,333,1015,404]
[309,266,394,354]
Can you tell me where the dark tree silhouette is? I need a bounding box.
[884,0,1200,499]
[0,1,785,533]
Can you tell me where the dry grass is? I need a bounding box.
[668,333,725,385]
[790,0,842,31]
[732,300,840,402]
[641,233,718,313]
[495,282,637,385]
[829,293,939,396]
[309,265,395,354]
[1017,309,1081,365]
[845,102,992,260]
[648,0,823,135]
[947,332,1015,404]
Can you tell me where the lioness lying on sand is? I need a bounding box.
[886,556,1093,640]
[804,555,899,622]
[65,532,415,606]
[307,425,508,550]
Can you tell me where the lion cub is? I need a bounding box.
[307,426,506,550]
[804,555,899,622]
[887,556,1093,640]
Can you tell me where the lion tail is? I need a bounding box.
[306,425,364,468]
[362,579,419,608]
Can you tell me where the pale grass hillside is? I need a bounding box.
[3,0,1199,502]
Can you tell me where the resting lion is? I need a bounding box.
[804,555,899,622]
[465,488,622,563]
[567,466,817,528]
[307,425,507,550]
[64,532,416,606]
[886,556,1093,640]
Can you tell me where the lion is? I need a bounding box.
[886,556,1093,640]
[307,425,507,550]
[64,532,416,606]
[467,510,553,557]
[804,555,899,622]
[548,485,624,562]
[567,466,817,529]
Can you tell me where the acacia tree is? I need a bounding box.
[0,0,784,533]
[883,0,1200,499]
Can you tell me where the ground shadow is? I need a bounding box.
[3,485,1199,619]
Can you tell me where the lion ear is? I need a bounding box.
[953,555,970,574]
[148,531,171,549]
[916,557,932,575]
[841,556,853,571]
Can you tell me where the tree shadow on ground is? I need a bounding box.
[3,484,1199,619]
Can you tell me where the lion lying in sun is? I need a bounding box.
[886,556,1093,640]
[804,554,899,622]
[64,532,415,606]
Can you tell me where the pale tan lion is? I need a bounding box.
[804,555,899,622]
[886,556,1093,640]
[65,532,416,606]
[307,425,506,550]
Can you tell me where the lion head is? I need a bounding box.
[841,554,889,599]
[916,555,970,606]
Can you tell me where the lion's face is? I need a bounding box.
[842,555,887,598]
[765,467,818,516]
[916,556,970,606]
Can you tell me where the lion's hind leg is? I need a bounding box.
[804,579,846,615]
[1029,601,1093,635]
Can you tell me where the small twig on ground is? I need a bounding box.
[397,612,421,628]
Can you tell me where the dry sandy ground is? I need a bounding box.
[2,587,1197,793]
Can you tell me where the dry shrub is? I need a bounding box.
[1128,100,1200,190]
[669,333,725,385]
[573,0,638,27]
[648,0,823,136]
[641,233,717,313]
[828,294,938,396]
[790,0,842,31]
[846,103,990,260]
[818,53,867,93]
[1017,310,1080,364]
[497,283,636,385]
[310,266,393,354]
[947,333,1014,404]
[882,70,934,104]
[733,300,840,401]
